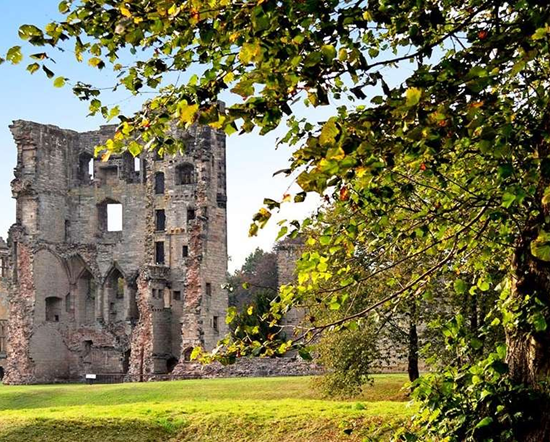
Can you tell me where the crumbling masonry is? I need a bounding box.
[3,120,228,384]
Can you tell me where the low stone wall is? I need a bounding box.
[119,357,323,383]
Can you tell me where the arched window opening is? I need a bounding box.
[155,172,165,194]
[77,269,96,326]
[176,163,195,185]
[106,267,125,323]
[45,296,62,322]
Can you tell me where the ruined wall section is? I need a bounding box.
[6,119,228,383]
[198,127,228,350]
[3,234,35,384]
[275,238,305,332]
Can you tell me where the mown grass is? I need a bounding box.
[0,375,415,441]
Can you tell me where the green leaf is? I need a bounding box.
[532,313,547,332]
[475,417,493,429]
[6,46,22,65]
[453,279,467,294]
[501,192,516,208]
[298,348,313,361]
[477,279,490,292]
[321,44,336,62]
[128,141,141,157]
[26,63,40,74]
[320,119,339,146]
[531,230,550,262]
[276,226,288,240]
[239,41,261,64]
[58,1,70,13]
[405,87,422,107]
[18,24,43,40]
[53,76,66,88]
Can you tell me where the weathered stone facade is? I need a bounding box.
[0,238,9,380]
[3,120,228,384]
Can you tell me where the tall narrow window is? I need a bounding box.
[155,209,166,231]
[155,241,165,265]
[187,208,196,223]
[116,276,124,299]
[1,258,7,277]
[206,282,212,296]
[154,172,165,194]
[88,158,94,179]
[65,220,71,242]
[212,316,219,332]
[182,245,189,258]
[134,157,141,172]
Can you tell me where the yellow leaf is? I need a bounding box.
[405,87,422,107]
[101,151,112,162]
[120,6,132,17]
[178,103,199,125]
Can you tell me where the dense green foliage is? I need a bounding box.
[0,375,411,442]
[225,248,283,353]
[6,0,550,439]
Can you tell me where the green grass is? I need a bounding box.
[0,375,415,441]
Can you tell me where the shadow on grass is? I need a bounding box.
[0,418,183,442]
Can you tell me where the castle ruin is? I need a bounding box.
[2,120,228,384]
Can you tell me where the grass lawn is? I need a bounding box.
[0,374,415,441]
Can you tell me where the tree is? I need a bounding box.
[226,248,282,346]
[5,0,550,439]
[227,247,278,310]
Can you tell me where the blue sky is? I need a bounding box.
[0,2,323,271]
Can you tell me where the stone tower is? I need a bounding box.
[4,120,228,384]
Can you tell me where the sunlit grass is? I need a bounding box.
[0,375,415,441]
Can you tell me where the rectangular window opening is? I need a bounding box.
[155,209,166,231]
[212,316,219,332]
[182,245,189,258]
[107,203,123,232]
[173,290,181,301]
[88,158,94,179]
[187,208,196,222]
[206,282,212,297]
[155,241,165,265]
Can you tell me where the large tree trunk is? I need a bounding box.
[506,234,550,441]
[506,134,550,440]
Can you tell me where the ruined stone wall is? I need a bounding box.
[4,120,228,384]
[0,239,9,378]
[275,237,305,332]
